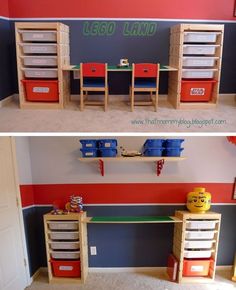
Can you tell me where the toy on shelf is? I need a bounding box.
[51,200,65,215]
[120,146,142,157]
[186,187,211,213]
[65,195,83,213]
[117,58,129,67]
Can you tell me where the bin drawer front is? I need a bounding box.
[51,259,81,278]
[51,251,80,259]
[184,250,212,259]
[184,240,214,249]
[48,221,79,231]
[50,241,80,250]
[182,70,214,79]
[22,44,57,54]
[186,220,217,230]
[23,69,58,78]
[184,32,219,43]
[183,259,212,276]
[49,231,79,240]
[22,56,57,67]
[20,30,57,42]
[185,230,215,240]
[182,57,217,68]
[183,45,218,55]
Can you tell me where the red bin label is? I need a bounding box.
[190,88,205,96]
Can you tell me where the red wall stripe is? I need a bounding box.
[0,0,9,17]
[20,183,236,207]
[8,0,236,20]
[20,185,35,207]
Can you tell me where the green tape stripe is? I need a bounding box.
[91,216,173,222]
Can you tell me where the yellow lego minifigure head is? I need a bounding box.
[186,187,211,213]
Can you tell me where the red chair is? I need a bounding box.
[80,63,108,111]
[130,63,160,111]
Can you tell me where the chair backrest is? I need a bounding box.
[133,63,159,78]
[81,63,106,78]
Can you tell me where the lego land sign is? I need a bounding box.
[83,21,157,36]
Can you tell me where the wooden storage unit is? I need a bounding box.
[15,22,70,109]
[168,24,224,109]
[43,212,88,284]
[173,211,221,283]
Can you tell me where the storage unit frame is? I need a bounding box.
[173,210,221,283]
[43,212,88,284]
[168,24,224,109]
[15,22,70,109]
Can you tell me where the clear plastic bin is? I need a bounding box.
[186,220,217,230]
[19,30,57,42]
[50,241,80,250]
[49,231,79,240]
[184,250,212,259]
[185,230,215,240]
[182,69,215,79]
[182,57,217,67]
[23,68,58,78]
[22,56,57,67]
[183,45,219,55]
[48,221,79,231]
[51,251,80,259]
[184,240,214,249]
[21,43,57,54]
[184,32,220,43]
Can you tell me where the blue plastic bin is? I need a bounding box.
[80,139,98,148]
[163,148,184,157]
[143,148,164,157]
[99,148,117,157]
[144,139,165,149]
[80,148,98,158]
[164,139,184,148]
[98,139,118,148]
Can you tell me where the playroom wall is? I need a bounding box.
[0,0,235,100]
[0,0,16,101]
[15,137,236,277]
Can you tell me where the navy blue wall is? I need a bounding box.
[23,205,236,276]
[3,20,236,101]
[0,18,15,101]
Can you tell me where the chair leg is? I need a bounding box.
[80,89,84,111]
[155,90,158,112]
[131,89,134,112]
[104,89,108,112]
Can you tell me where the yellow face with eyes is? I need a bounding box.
[186,188,211,213]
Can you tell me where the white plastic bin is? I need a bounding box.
[49,241,80,250]
[184,32,220,43]
[182,69,215,79]
[184,250,212,259]
[21,44,57,54]
[19,30,57,42]
[23,68,58,78]
[51,251,80,259]
[186,220,217,230]
[184,240,214,249]
[48,221,78,231]
[22,56,57,67]
[183,45,219,55]
[185,230,215,240]
[182,57,217,67]
[49,231,79,240]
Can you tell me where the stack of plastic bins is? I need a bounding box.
[181,31,220,102]
[80,139,98,157]
[47,220,81,278]
[142,139,165,157]
[163,139,184,157]
[183,220,217,277]
[97,139,118,157]
[19,29,59,102]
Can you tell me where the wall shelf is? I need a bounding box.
[78,156,186,176]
